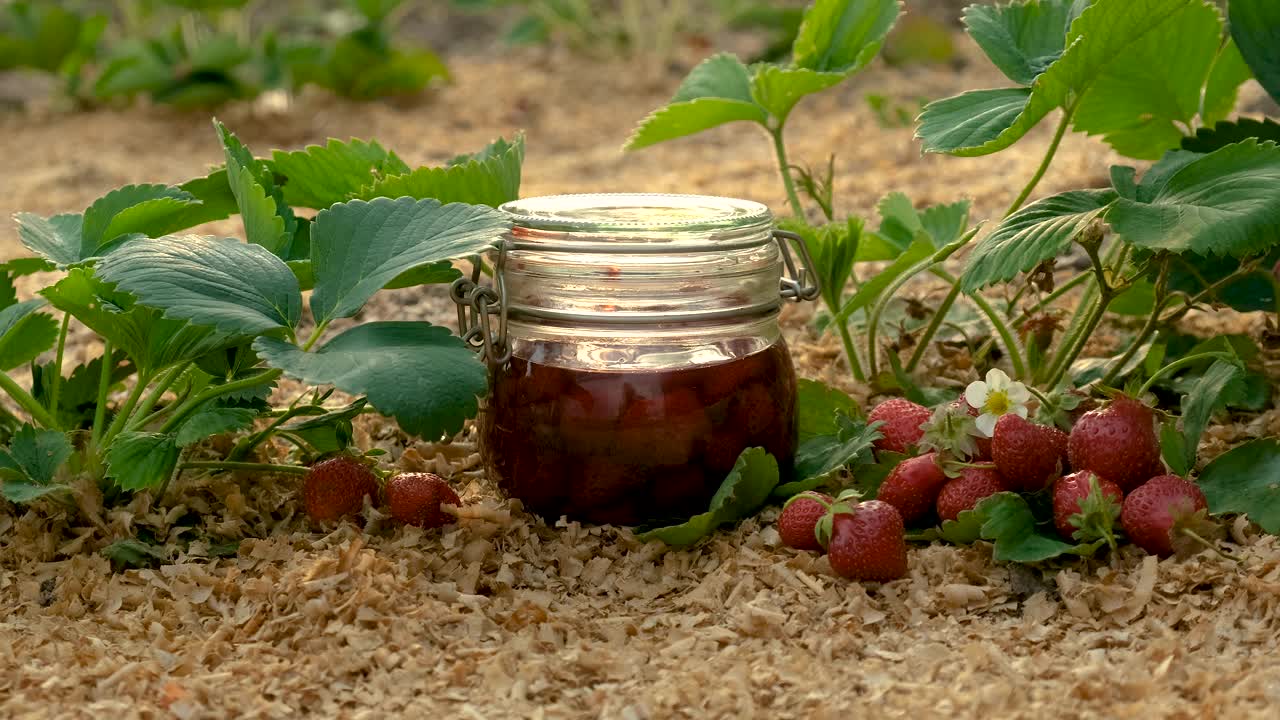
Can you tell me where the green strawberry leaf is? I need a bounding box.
[777,415,882,497]
[1160,419,1191,477]
[1071,0,1222,160]
[848,449,908,499]
[938,504,986,544]
[176,168,240,228]
[1106,139,1280,257]
[42,269,232,373]
[359,134,524,207]
[624,53,768,150]
[0,257,55,278]
[269,137,410,209]
[1197,438,1280,533]
[962,0,1075,86]
[95,236,302,337]
[748,66,846,123]
[101,538,170,570]
[280,398,368,455]
[82,183,198,247]
[791,0,901,74]
[977,492,1105,563]
[962,189,1117,292]
[796,378,861,441]
[834,235,935,322]
[308,197,507,323]
[0,424,73,503]
[1201,38,1254,127]
[1181,117,1280,153]
[175,405,258,447]
[255,321,487,440]
[778,217,863,312]
[0,299,58,371]
[875,192,972,250]
[105,431,180,491]
[15,212,87,268]
[215,121,291,257]
[1229,0,1280,104]
[635,447,779,546]
[914,87,1034,155]
[918,0,1195,156]
[1177,357,1243,471]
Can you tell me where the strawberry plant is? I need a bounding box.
[630,0,1280,561]
[0,120,524,514]
[0,1,105,97]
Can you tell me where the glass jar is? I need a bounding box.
[458,193,818,526]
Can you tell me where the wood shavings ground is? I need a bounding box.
[3,38,1280,719]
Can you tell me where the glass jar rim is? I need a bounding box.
[499,192,773,234]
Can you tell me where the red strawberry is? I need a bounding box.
[1067,395,1161,491]
[386,472,461,528]
[1052,470,1123,545]
[868,398,931,454]
[1121,474,1218,557]
[303,456,379,523]
[821,500,907,581]
[936,462,1006,521]
[991,414,1067,492]
[876,452,948,524]
[777,492,833,551]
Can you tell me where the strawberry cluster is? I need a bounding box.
[303,456,461,529]
[778,391,1222,575]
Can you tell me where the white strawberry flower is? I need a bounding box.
[964,368,1031,438]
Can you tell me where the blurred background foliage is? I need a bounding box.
[0,0,967,109]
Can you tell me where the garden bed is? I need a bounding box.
[3,43,1280,719]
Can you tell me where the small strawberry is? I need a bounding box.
[1067,395,1161,491]
[386,472,461,528]
[918,402,985,460]
[991,414,1067,492]
[303,455,379,523]
[777,491,833,551]
[867,398,931,454]
[1121,474,1221,557]
[1052,470,1123,546]
[876,452,948,524]
[817,500,908,582]
[936,462,1006,521]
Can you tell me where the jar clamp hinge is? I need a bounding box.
[772,229,821,302]
[450,240,512,370]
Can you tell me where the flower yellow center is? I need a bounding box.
[985,390,1011,415]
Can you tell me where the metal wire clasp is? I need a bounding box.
[773,229,821,302]
[449,240,512,369]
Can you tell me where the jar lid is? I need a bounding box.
[499,193,772,235]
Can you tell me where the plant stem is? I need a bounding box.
[160,369,284,435]
[1135,352,1236,398]
[1012,272,1092,328]
[48,312,71,427]
[1159,257,1265,325]
[125,363,190,431]
[1043,295,1106,389]
[101,370,154,446]
[834,319,867,383]
[0,372,58,429]
[178,460,310,475]
[927,267,1028,381]
[90,340,114,448]
[1004,106,1074,217]
[769,125,806,218]
[302,321,330,352]
[1099,257,1172,388]
[906,280,962,373]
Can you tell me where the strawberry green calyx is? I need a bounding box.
[814,501,857,549]
[919,403,982,459]
[1067,474,1123,550]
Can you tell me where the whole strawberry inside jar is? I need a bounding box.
[458,193,818,526]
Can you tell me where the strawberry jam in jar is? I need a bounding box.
[469,194,817,525]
